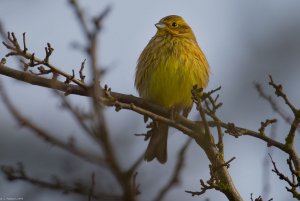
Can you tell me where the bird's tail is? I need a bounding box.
[144,122,169,164]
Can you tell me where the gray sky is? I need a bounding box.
[1,0,300,200]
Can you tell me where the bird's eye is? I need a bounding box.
[171,22,177,27]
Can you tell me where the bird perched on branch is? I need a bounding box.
[135,15,210,163]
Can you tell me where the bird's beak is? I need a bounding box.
[155,22,167,29]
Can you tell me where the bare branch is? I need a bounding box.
[57,91,93,135]
[1,163,121,201]
[267,76,300,148]
[3,32,86,88]
[258,119,277,135]
[69,0,91,39]
[203,89,224,155]
[185,177,218,197]
[1,63,298,166]
[269,154,300,199]
[254,83,293,127]
[191,85,211,136]
[268,75,298,115]
[0,82,105,166]
[93,5,112,31]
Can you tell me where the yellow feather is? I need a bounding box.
[134,15,209,163]
[135,16,209,110]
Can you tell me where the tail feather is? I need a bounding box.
[144,122,168,164]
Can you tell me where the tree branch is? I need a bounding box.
[1,163,121,201]
[1,25,299,200]
[0,82,106,166]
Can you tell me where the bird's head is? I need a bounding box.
[155,15,196,40]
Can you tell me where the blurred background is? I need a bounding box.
[0,0,300,200]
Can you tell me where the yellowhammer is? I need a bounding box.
[135,15,210,163]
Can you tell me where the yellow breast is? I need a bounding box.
[135,36,209,109]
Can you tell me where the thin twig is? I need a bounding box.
[3,32,86,88]
[185,177,219,197]
[268,75,298,115]
[258,119,277,135]
[254,83,293,127]
[268,154,298,188]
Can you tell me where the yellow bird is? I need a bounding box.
[135,15,210,163]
